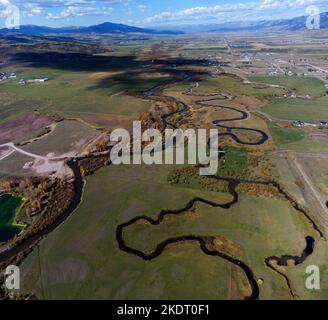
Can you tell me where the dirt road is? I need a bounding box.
[0,142,73,178]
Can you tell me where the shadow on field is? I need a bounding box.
[12,51,210,92]
[12,51,211,73]
[91,68,208,94]
[12,52,142,72]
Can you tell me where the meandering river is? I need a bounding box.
[0,72,321,300]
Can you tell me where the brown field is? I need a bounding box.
[309,133,328,141]
[21,119,99,157]
[0,112,53,145]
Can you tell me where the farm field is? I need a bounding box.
[19,161,321,300]
[262,96,328,122]
[250,76,326,97]
[276,136,328,153]
[268,123,306,147]
[0,112,53,145]
[0,95,49,125]
[21,120,99,157]
[0,61,164,129]
[167,74,286,99]
[253,76,328,123]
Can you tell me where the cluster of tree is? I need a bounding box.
[168,167,228,193]
[139,96,180,132]
[20,178,52,219]
[0,177,55,223]
[80,157,111,176]
[10,179,74,249]
[93,140,109,153]
[140,109,165,132]
[236,183,279,198]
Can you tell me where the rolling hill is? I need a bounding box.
[0,22,182,35]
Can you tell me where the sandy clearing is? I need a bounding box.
[0,142,74,179]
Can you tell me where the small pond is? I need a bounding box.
[0,194,24,243]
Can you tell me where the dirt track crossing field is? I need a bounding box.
[277,151,328,233]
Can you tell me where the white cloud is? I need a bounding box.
[2,0,327,25]
[143,0,328,25]
[137,4,146,13]
[22,3,43,17]
[0,0,11,6]
[3,0,131,20]
[47,5,113,19]
[14,0,132,7]
[27,7,43,17]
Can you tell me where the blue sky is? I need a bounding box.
[1,0,328,27]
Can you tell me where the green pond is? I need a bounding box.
[0,194,24,243]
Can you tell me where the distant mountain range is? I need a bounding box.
[167,11,328,33]
[0,22,183,35]
[0,12,327,35]
[208,11,328,32]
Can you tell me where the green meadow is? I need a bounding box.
[268,124,305,147]
[19,162,318,300]
[251,76,326,97]
[263,96,328,122]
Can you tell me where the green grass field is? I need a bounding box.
[0,96,48,124]
[178,75,286,98]
[262,96,328,122]
[268,124,306,147]
[19,161,320,300]
[286,239,328,300]
[250,76,326,97]
[268,122,328,153]
[0,64,165,127]
[222,147,248,176]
